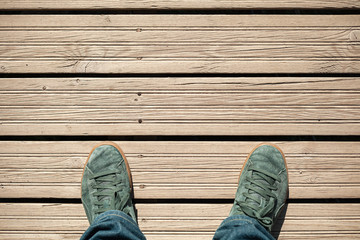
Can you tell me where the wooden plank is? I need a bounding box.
[2,77,359,91]
[1,29,358,43]
[0,203,359,239]
[2,45,359,59]
[2,124,360,136]
[1,0,360,10]
[0,15,359,74]
[1,77,359,136]
[2,15,357,27]
[0,141,359,199]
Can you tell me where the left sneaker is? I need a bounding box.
[81,141,137,224]
[229,143,289,232]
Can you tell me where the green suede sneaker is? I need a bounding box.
[81,141,137,224]
[229,143,289,232]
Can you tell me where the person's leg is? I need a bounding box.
[213,143,289,240]
[213,215,275,240]
[80,142,146,240]
[80,210,145,240]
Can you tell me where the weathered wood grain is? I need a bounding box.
[0,203,359,239]
[0,6,358,240]
[2,15,357,26]
[0,77,359,135]
[2,77,359,91]
[0,15,359,74]
[1,0,360,10]
[0,141,359,199]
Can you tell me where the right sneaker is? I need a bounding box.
[229,143,289,232]
[81,141,137,224]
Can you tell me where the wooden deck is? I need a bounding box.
[0,1,359,239]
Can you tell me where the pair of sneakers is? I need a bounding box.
[81,142,288,233]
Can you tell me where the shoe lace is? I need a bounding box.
[235,166,280,228]
[90,169,132,216]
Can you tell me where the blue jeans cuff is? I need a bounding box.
[213,214,275,240]
[92,210,138,227]
[220,214,261,227]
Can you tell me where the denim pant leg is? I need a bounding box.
[81,210,147,240]
[213,215,275,240]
